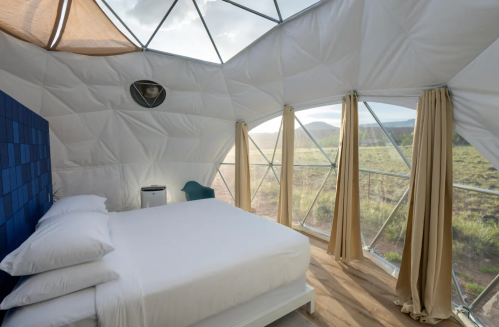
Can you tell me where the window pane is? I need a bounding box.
[102,0,176,44]
[452,277,466,307]
[248,139,268,164]
[294,118,330,165]
[360,172,409,267]
[223,145,235,163]
[231,0,279,20]
[473,282,499,327]
[202,0,276,61]
[453,134,499,190]
[273,125,284,165]
[276,0,320,20]
[451,132,499,311]
[250,165,269,198]
[96,0,141,46]
[295,104,341,163]
[366,102,416,163]
[304,170,337,235]
[250,116,282,164]
[358,102,410,175]
[292,166,331,222]
[453,189,499,307]
[211,168,234,205]
[148,0,220,63]
[251,168,280,220]
[273,166,281,183]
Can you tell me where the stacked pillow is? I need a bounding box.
[0,195,118,310]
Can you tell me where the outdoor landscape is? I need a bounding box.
[212,116,499,321]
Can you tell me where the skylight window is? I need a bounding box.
[276,0,321,20]
[99,0,323,64]
[202,0,277,61]
[101,0,177,46]
[148,0,221,63]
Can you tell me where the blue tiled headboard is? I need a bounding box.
[0,90,53,309]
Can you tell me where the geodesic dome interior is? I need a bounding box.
[1,1,499,324]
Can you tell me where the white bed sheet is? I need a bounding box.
[193,274,307,327]
[1,275,306,327]
[3,199,310,327]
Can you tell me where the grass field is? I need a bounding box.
[213,144,499,308]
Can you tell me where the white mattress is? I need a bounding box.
[2,276,306,327]
[2,199,310,327]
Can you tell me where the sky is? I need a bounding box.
[250,102,417,133]
[98,0,320,63]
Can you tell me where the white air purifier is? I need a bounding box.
[140,186,167,208]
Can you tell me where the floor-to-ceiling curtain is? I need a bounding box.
[395,87,453,324]
[235,122,251,212]
[328,93,363,263]
[277,106,294,227]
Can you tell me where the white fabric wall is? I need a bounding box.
[1,0,499,211]
[449,36,499,174]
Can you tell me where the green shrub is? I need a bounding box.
[452,240,465,258]
[385,217,407,244]
[457,271,474,283]
[384,251,402,263]
[464,282,485,295]
[452,214,499,257]
[314,195,334,223]
[244,145,499,279]
[479,265,499,274]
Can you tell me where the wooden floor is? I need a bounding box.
[297,235,461,327]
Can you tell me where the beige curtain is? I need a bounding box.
[277,106,295,227]
[54,0,140,55]
[328,93,363,263]
[235,122,251,212]
[0,0,62,48]
[395,88,453,324]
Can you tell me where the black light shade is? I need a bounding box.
[130,80,166,108]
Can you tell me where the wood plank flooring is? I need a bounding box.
[297,235,461,327]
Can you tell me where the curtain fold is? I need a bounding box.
[235,122,251,212]
[277,106,295,227]
[395,87,453,324]
[328,93,363,263]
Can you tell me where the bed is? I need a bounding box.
[2,199,314,327]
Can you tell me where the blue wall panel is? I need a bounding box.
[0,90,52,305]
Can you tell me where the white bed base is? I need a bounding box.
[233,284,315,327]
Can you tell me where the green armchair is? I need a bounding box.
[181,181,215,201]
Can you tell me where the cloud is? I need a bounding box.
[126,0,178,26]
[103,0,319,62]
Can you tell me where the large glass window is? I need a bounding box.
[211,101,499,327]
[99,0,322,63]
[294,105,340,234]
[358,102,413,267]
[450,132,499,323]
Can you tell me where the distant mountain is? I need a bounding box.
[361,119,415,128]
[295,122,340,148]
[250,122,340,149]
[250,119,417,150]
[301,121,339,132]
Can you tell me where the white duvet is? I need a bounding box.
[96,199,310,327]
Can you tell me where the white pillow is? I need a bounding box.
[2,287,96,327]
[0,212,114,276]
[0,259,119,309]
[39,195,107,223]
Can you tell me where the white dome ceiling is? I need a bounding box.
[1,0,498,211]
